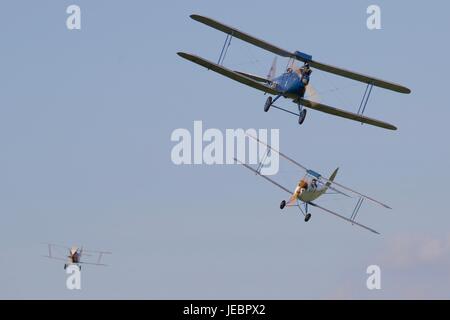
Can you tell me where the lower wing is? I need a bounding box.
[297,98,397,130]
[295,98,397,130]
[308,202,379,234]
[178,52,396,130]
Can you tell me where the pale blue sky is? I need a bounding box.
[0,0,449,299]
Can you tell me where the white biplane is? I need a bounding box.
[235,135,391,234]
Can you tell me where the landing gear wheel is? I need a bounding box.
[298,109,307,125]
[304,213,312,222]
[264,96,273,112]
[280,200,286,210]
[64,264,67,270]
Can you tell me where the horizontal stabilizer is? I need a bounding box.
[178,52,279,95]
[234,71,271,83]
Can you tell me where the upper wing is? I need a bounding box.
[178,52,280,95]
[190,14,410,94]
[309,202,380,234]
[304,60,410,94]
[43,243,70,260]
[81,249,112,265]
[43,243,70,251]
[298,98,397,130]
[81,249,112,254]
[323,184,352,198]
[190,14,292,58]
[317,176,392,209]
[234,158,293,195]
[246,133,309,171]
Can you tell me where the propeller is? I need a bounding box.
[267,56,277,81]
[290,60,321,104]
[305,84,320,103]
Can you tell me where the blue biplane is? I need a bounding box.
[178,15,411,130]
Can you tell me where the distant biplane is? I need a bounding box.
[43,243,111,270]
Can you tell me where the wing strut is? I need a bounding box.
[97,252,104,265]
[255,146,271,174]
[218,32,233,65]
[357,82,374,120]
[350,197,364,222]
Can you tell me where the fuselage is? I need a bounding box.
[293,178,328,203]
[272,69,308,97]
[69,247,81,264]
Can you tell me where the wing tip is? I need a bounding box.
[401,87,412,94]
[374,120,397,131]
[177,52,196,61]
[376,120,397,131]
[387,124,398,131]
[190,14,205,22]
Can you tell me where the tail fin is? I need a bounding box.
[325,168,339,188]
[267,57,277,80]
